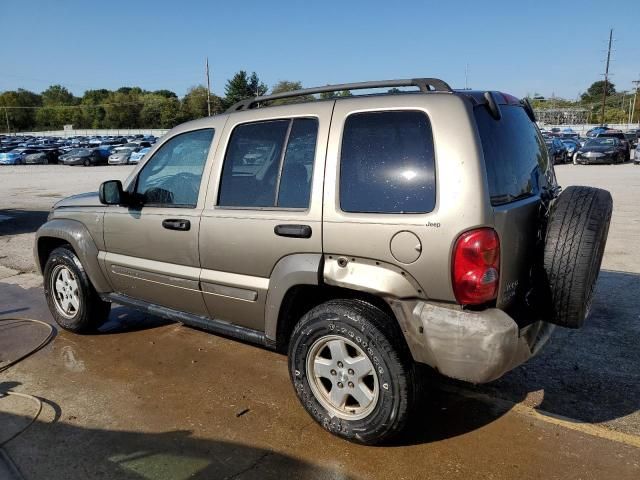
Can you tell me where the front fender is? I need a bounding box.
[34,219,112,293]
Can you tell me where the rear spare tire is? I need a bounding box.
[544,186,612,328]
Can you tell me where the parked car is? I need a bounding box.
[24,149,58,164]
[624,131,638,149]
[59,148,104,166]
[34,79,612,444]
[634,143,640,165]
[0,147,39,165]
[595,130,630,157]
[574,137,627,164]
[561,139,581,159]
[544,137,567,164]
[128,146,150,164]
[108,146,139,165]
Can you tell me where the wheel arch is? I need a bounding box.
[35,219,112,293]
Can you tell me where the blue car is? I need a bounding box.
[128,147,150,164]
[0,148,39,165]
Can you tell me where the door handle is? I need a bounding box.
[162,219,191,231]
[274,224,312,239]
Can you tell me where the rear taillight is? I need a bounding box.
[452,228,500,305]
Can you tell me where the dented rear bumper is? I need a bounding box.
[392,301,555,384]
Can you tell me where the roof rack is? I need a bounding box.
[225,78,453,113]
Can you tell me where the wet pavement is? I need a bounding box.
[1,163,640,479]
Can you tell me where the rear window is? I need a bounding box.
[474,105,548,205]
[340,110,436,214]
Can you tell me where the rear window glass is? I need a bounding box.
[474,105,548,205]
[340,110,436,214]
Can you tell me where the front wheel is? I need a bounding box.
[288,299,415,444]
[43,246,111,332]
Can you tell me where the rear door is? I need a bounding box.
[199,102,332,331]
[473,102,555,323]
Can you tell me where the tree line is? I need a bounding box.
[0,71,336,133]
[530,80,640,124]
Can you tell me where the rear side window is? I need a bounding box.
[474,105,549,205]
[340,111,436,214]
[218,118,318,208]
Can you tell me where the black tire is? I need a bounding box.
[43,246,111,333]
[543,186,612,328]
[288,299,415,444]
[83,159,90,167]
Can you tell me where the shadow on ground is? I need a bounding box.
[467,269,640,428]
[0,209,49,236]
[0,411,351,479]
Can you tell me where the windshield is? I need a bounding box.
[586,138,615,147]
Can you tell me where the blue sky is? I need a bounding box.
[1,0,638,99]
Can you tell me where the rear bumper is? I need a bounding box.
[393,301,554,384]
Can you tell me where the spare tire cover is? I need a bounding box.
[543,186,612,328]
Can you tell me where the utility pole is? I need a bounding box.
[205,57,212,117]
[464,63,469,90]
[600,28,613,126]
[631,79,640,125]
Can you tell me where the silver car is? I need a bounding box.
[34,78,612,444]
[108,146,139,165]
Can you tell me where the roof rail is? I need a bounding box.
[225,78,453,113]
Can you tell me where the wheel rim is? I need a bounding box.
[51,265,80,319]
[305,335,379,421]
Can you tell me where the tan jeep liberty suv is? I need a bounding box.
[34,79,612,444]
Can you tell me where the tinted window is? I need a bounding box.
[218,118,318,209]
[340,111,436,214]
[278,118,318,208]
[474,105,548,205]
[136,129,213,207]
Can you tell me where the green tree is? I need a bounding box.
[153,89,178,99]
[581,80,616,101]
[224,71,267,109]
[36,85,80,129]
[80,89,110,128]
[0,89,41,133]
[269,80,313,105]
[140,93,182,128]
[181,85,223,120]
[103,90,142,128]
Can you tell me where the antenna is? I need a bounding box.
[464,63,469,90]
[600,29,613,126]
[205,57,212,117]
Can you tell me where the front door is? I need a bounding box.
[102,128,216,316]
[199,102,333,331]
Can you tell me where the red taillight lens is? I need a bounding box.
[452,228,500,305]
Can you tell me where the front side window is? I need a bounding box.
[218,118,318,208]
[136,129,214,207]
[340,110,436,214]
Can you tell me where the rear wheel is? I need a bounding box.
[44,246,111,332]
[288,299,415,444]
[83,159,91,167]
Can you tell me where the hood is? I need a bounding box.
[53,191,102,209]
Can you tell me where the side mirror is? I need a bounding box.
[99,180,125,205]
